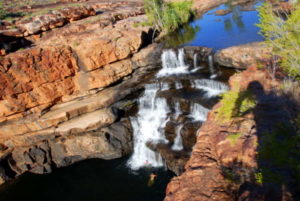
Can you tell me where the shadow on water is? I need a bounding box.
[222,81,300,200]
[0,158,174,201]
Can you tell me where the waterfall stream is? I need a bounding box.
[128,48,230,170]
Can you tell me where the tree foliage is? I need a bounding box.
[256,3,300,79]
[143,0,194,33]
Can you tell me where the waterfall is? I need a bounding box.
[193,53,198,69]
[127,83,170,170]
[128,48,229,171]
[191,53,204,72]
[175,82,183,89]
[160,82,170,91]
[171,125,184,151]
[192,79,229,97]
[157,49,189,77]
[190,103,209,122]
[174,101,181,119]
[208,55,218,79]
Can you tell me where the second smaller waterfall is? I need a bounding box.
[172,125,184,151]
[157,49,189,77]
[190,103,209,122]
[192,79,229,97]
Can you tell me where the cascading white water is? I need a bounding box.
[127,83,170,170]
[175,82,183,89]
[157,49,189,77]
[174,101,181,119]
[160,82,170,91]
[191,53,204,72]
[171,125,184,151]
[190,103,210,121]
[208,55,218,79]
[192,79,229,97]
[193,53,198,69]
[128,48,230,171]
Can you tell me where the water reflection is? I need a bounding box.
[166,1,263,50]
[164,25,200,48]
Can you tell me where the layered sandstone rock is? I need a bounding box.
[214,42,272,69]
[164,67,297,201]
[0,0,162,185]
[0,15,152,119]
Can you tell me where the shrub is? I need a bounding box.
[216,89,256,122]
[143,0,194,33]
[227,133,242,145]
[256,3,300,79]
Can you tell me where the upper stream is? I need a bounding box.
[0,1,263,201]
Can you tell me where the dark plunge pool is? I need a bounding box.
[166,1,264,49]
[0,158,174,201]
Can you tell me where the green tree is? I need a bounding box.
[256,3,300,79]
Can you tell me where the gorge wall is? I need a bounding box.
[0,0,162,185]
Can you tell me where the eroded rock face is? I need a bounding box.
[17,6,96,35]
[0,16,153,120]
[0,0,163,185]
[1,117,133,180]
[214,42,272,69]
[164,67,296,201]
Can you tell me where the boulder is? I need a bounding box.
[156,144,190,176]
[214,9,232,16]
[180,122,201,151]
[214,42,272,69]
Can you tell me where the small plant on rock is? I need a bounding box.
[216,88,256,122]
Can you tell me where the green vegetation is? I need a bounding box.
[227,133,242,145]
[216,88,256,122]
[256,3,300,79]
[0,0,82,22]
[0,2,7,20]
[254,171,263,184]
[143,0,194,33]
[257,124,300,186]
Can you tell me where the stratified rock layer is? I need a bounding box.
[0,0,162,185]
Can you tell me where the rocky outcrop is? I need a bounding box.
[0,15,152,120]
[214,42,272,69]
[1,117,133,178]
[0,40,162,184]
[0,0,163,185]
[0,1,145,55]
[164,67,298,201]
[17,6,96,36]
